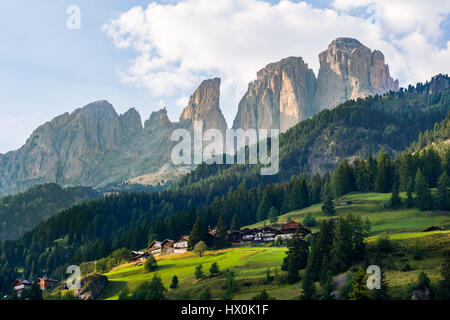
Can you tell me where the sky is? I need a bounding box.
[0,0,449,154]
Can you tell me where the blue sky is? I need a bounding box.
[0,0,449,153]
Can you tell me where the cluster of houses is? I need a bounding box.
[229,221,311,245]
[142,221,310,258]
[12,277,60,297]
[147,235,190,257]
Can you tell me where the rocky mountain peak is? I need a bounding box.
[315,37,399,111]
[233,56,317,132]
[180,77,227,132]
[120,108,143,139]
[144,108,171,131]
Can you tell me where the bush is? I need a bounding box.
[376,236,394,253]
[413,244,423,260]
[144,255,158,272]
[170,275,179,289]
[303,212,318,227]
[195,264,204,279]
[252,289,274,300]
[402,262,413,272]
[209,262,220,276]
[199,287,212,300]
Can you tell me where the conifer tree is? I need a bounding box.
[406,177,414,208]
[188,216,204,250]
[215,214,228,248]
[256,193,270,222]
[390,180,401,208]
[301,266,316,300]
[437,171,450,210]
[170,275,179,289]
[230,213,240,231]
[29,279,43,300]
[415,169,434,211]
[268,207,278,225]
[349,267,369,300]
[371,269,390,300]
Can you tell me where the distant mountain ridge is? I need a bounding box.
[0,78,225,196]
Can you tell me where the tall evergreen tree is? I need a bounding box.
[375,153,394,193]
[188,216,205,250]
[330,160,355,197]
[371,269,390,300]
[321,184,336,216]
[415,169,434,211]
[215,214,228,248]
[282,227,309,272]
[29,279,43,300]
[301,266,316,300]
[256,193,270,222]
[390,180,401,208]
[437,171,450,210]
[268,207,278,225]
[230,213,240,231]
[406,177,415,208]
[349,267,369,300]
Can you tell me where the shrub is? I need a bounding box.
[195,264,204,279]
[303,212,318,227]
[209,262,220,276]
[252,289,274,300]
[194,241,207,257]
[170,275,179,289]
[144,255,158,272]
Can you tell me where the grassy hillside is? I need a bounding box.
[246,192,450,235]
[96,233,449,300]
[93,192,450,300]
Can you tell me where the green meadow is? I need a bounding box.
[247,192,450,235]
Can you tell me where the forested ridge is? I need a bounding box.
[0,75,449,295]
[0,183,100,241]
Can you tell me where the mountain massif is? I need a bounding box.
[0,38,401,196]
[0,78,226,196]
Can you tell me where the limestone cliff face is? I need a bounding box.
[233,38,398,131]
[233,57,317,132]
[315,38,399,111]
[180,77,227,132]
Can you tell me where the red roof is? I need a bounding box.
[281,221,298,230]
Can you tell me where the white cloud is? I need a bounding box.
[103,0,450,125]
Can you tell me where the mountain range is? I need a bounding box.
[0,38,400,196]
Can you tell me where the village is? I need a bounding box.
[12,221,311,297]
[131,220,311,261]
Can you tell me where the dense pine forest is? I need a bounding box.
[0,183,100,240]
[0,76,449,295]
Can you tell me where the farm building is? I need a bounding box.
[130,251,150,262]
[148,240,162,254]
[38,277,59,290]
[173,236,189,254]
[161,239,175,254]
[12,279,33,297]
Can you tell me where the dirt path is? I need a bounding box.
[331,273,347,300]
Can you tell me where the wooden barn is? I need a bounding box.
[173,236,189,253]
[148,240,162,254]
